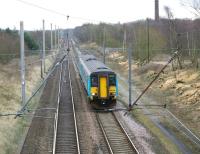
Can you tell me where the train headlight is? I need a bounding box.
[92,93,95,96]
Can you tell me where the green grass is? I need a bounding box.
[132,111,181,154]
[107,60,181,153]
[3,86,44,154]
[5,118,27,154]
[160,120,200,153]
[118,98,181,154]
[0,54,53,154]
[84,44,199,154]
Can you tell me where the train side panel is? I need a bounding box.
[116,78,118,96]
[77,57,91,96]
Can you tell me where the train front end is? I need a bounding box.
[89,72,118,109]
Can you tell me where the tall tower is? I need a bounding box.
[155,0,159,21]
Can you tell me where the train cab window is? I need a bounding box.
[91,76,98,87]
[109,75,116,86]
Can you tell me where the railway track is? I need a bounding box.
[21,48,139,153]
[53,57,80,154]
[96,112,139,154]
[69,50,111,153]
[20,54,65,154]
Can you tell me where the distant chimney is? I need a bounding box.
[155,0,159,21]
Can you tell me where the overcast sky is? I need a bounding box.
[0,0,195,30]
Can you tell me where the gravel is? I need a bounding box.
[115,103,155,154]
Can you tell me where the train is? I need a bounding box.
[75,51,118,109]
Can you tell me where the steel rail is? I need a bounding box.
[16,54,66,118]
[68,58,81,154]
[97,112,139,154]
[19,54,64,154]
[96,114,114,154]
[52,57,64,154]
[112,112,139,154]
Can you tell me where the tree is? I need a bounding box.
[133,22,166,65]
[24,32,39,50]
[164,6,183,70]
[180,1,200,68]
[5,28,12,34]
[181,0,200,16]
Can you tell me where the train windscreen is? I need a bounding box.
[91,75,98,87]
[109,74,116,86]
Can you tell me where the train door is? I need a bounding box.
[99,76,107,98]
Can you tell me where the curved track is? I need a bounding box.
[97,112,139,154]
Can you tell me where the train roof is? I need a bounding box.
[80,54,114,74]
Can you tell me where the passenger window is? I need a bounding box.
[109,75,116,86]
[91,76,98,87]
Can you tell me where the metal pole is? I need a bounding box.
[20,21,26,106]
[55,25,57,49]
[66,15,70,52]
[67,33,69,50]
[128,47,132,108]
[131,51,178,107]
[51,23,53,50]
[103,25,106,64]
[40,23,43,79]
[57,27,59,49]
[187,32,191,57]
[147,18,150,63]
[42,20,46,73]
[123,24,127,52]
[40,47,43,78]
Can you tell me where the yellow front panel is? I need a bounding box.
[109,86,116,94]
[100,77,107,98]
[91,87,98,95]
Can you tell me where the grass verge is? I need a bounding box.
[118,97,181,154]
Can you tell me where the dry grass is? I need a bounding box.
[0,54,54,154]
[81,44,200,152]
[106,51,200,152]
[133,62,200,137]
[80,42,98,50]
[158,69,200,105]
[0,32,20,54]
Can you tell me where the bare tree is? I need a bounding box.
[181,0,200,68]
[164,6,183,70]
[181,0,200,16]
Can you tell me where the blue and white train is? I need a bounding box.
[74,47,118,108]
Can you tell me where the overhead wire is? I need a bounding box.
[129,50,179,109]
[16,0,67,17]
[0,51,62,118]
[178,29,200,35]
[0,113,19,117]
[15,0,102,23]
[16,52,67,116]
[25,52,57,64]
[1,1,93,117]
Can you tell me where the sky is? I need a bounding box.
[0,0,195,30]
